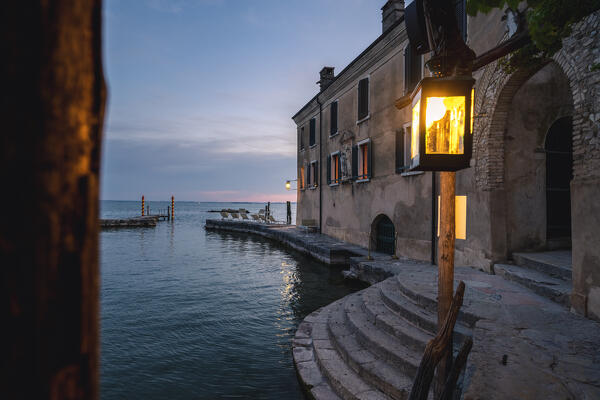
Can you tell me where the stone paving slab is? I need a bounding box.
[494,263,572,307]
[380,264,600,399]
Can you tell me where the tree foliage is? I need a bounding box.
[466,0,600,70]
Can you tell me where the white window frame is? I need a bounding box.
[356,138,370,183]
[356,75,370,125]
[400,122,424,177]
[330,151,341,187]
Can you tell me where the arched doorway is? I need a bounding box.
[372,215,395,255]
[545,116,573,243]
[502,62,574,252]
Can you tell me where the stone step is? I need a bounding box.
[312,305,393,400]
[345,292,423,378]
[494,263,571,307]
[512,252,572,280]
[378,280,471,343]
[328,296,414,400]
[293,319,342,400]
[360,287,431,354]
[390,277,480,328]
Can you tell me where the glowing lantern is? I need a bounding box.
[409,77,475,171]
[285,180,291,190]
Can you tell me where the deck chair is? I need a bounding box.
[251,214,260,222]
[220,211,229,220]
[268,215,279,224]
[231,212,239,219]
[240,212,249,220]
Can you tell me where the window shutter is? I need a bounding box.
[330,102,338,135]
[327,155,331,184]
[314,162,318,186]
[352,145,358,179]
[309,118,316,146]
[454,0,466,41]
[412,47,422,89]
[396,130,404,173]
[336,157,341,182]
[367,141,372,179]
[404,45,411,92]
[307,164,311,186]
[358,78,369,120]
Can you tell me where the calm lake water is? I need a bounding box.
[100,201,363,399]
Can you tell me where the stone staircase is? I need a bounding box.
[293,276,473,400]
[494,250,572,307]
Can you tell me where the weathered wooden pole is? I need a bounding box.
[0,1,106,399]
[436,171,456,394]
[171,196,174,220]
[142,195,145,216]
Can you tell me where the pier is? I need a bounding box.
[100,196,174,228]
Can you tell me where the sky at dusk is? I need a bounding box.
[101,0,384,202]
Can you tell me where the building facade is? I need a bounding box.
[292,1,600,320]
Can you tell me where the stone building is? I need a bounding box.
[292,1,600,320]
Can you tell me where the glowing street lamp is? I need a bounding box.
[285,179,297,191]
[409,76,475,171]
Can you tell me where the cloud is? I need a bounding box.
[105,112,297,157]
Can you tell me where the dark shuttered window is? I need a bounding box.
[311,161,318,187]
[309,118,316,146]
[330,101,338,136]
[404,43,422,93]
[299,127,305,150]
[454,0,467,41]
[357,78,369,121]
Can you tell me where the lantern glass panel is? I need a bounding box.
[425,96,465,155]
[470,88,474,133]
[411,100,420,160]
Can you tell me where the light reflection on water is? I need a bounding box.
[100,201,364,399]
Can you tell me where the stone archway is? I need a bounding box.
[502,62,573,252]
[472,10,600,318]
[370,214,395,255]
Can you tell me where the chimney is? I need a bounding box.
[381,0,404,33]
[318,66,335,91]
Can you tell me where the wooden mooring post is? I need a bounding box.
[171,196,174,220]
[141,195,145,216]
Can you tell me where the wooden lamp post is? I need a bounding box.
[405,0,476,396]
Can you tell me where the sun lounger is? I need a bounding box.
[220,211,229,220]
[240,213,249,220]
[251,214,260,221]
[268,215,279,224]
[231,212,239,219]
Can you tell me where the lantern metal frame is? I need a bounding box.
[409,76,475,172]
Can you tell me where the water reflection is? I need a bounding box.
[101,202,362,400]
